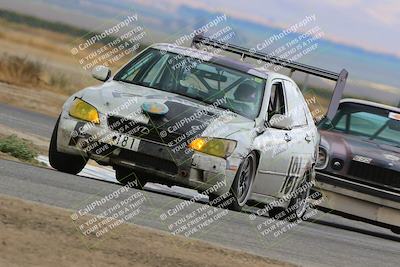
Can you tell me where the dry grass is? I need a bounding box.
[0,52,94,95]
[0,18,98,95]
[0,17,131,98]
[0,18,77,65]
[0,18,126,116]
[0,54,43,86]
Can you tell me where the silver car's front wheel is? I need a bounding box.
[236,152,257,206]
[49,117,87,174]
[210,152,257,212]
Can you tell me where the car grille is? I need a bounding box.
[107,116,181,145]
[348,161,400,188]
[119,149,178,175]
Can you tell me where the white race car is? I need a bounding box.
[49,35,347,217]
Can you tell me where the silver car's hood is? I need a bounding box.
[69,80,255,139]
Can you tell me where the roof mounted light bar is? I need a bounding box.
[191,34,348,121]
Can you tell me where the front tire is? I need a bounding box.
[210,151,257,211]
[49,117,87,174]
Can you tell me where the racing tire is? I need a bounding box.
[49,117,87,174]
[115,166,147,189]
[269,171,312,222]
[210,151,257,212]
[286,175,311,222]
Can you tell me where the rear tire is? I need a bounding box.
[269,171,311,222]
[115,166,147,189]
[286,176,311,222]
[49,117,87,174]
[210,151,257,212]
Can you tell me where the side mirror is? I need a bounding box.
[268,114,293,130]
[92,65,111,82]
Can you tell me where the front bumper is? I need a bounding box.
[57,113,239,194]
[315,171,400,228]
[316,171,400,203]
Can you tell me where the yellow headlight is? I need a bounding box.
[69,99,100,124]
[189,138,207,151]
[188,137,237,158]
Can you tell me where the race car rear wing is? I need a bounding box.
[191,34,348,122]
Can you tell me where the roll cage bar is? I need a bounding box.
[191,34,348,121]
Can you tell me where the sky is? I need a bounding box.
[1,0,398,57]
[138,0,400,58]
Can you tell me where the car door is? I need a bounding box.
[280,80,315,194]
[252,80,296,197]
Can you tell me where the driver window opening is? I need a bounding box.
[268,82,286,121]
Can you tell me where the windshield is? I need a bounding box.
[321,103,400,147]
[114,48,266,119]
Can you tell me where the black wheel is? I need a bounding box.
[49,117,87,174]
[286,172,312,222]
[210,151,257,211]
[269,171,311,222]
[115,166,147,189]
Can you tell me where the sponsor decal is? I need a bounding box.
[352,155,372,164]
[383,154,400,162]
[141,102,169,116]
[280,156,302,194]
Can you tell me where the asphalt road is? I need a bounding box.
[0,103,56,137]
[0,103,399,267]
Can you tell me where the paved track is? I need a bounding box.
[0,103,56,137]
[0,103,399,267]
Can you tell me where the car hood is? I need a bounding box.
[320,130,400,172]
[73,80,255,139]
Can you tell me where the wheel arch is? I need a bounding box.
[246,149,261,190]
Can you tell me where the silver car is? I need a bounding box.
[49,38,334,218]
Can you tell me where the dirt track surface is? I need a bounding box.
[0,194,293,267]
